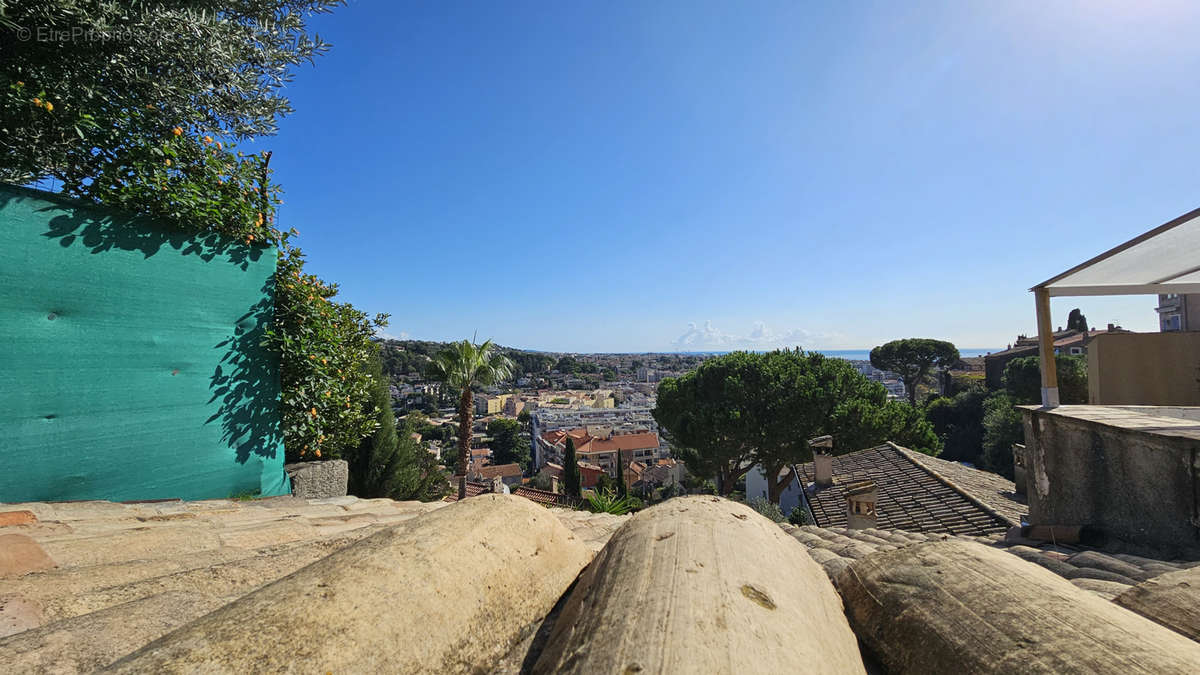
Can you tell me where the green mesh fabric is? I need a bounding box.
[0,185,288,501]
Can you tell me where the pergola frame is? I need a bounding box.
[1030,206,1200,407]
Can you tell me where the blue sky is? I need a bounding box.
[261,1,1200,352]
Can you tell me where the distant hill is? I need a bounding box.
[376,339,558,381]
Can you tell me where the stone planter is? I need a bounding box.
[284,460,348,499]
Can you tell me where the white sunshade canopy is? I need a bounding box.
[1033,207,1200,297]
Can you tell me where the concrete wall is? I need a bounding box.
[1020,406,1200,557]
[1088,332,1200,405]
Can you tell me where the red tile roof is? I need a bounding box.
[587,432,659,454]
[512,486,565,506]
[441,480,491,502]
[472,463,523,480]
[539,428,659,456]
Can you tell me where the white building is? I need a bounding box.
[745,464,805,517]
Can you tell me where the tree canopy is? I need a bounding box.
[486,418,531,472]
[869,338,960,405]
[1003,354,1088,405]
[2,0,343,186]
[1067,308,1089,333]
[654,349,939,503]
[924,389,988,464]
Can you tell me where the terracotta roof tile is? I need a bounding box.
[512,486,566,506]
[472,463,523,480]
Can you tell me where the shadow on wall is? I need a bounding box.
[11,187,283,468]
[207,284,283,464]
[20,193,264,270]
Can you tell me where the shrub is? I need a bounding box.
[981,393,1024,479]
[747,497,785,523]
[584,489,641,515]
[788,505,814,526]
[266,247,387,462]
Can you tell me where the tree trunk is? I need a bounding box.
[456,388,473,476]
[768,465,795,505]
[905,376,918,405]
[719,463,753,496]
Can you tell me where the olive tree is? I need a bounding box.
[2,0,343,185]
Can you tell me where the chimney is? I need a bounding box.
[845,480,877,529]
[809,435,834,487]
[1107,323,1115,331]
[491,476,506,494]
[814,454,833,487]
[550,474,560,494]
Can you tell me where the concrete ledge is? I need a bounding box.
[1019,405,1200,557]
[284,460,348,499]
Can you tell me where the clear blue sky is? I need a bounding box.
[260,1,1200,353]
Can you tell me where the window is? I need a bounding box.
[1162,314,1182,331]
[1069,347,1083,355]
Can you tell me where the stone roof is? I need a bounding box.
[795,443,1021,536]
[781,523,1200,602]
[2,494,1197,672]
[898,446,1027,526]
[0,494,630,671]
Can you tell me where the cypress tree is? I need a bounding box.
[346,348,400,497]
[346,347,447,501]
[615,450,627,497]
[564,436,581,498]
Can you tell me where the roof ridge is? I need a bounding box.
[890,442,1018,528]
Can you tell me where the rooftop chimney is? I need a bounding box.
[845,480,877,529]
[550,474,560,494]
[810,435,834,487]
[1107,323,1115,331]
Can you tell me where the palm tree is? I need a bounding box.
[428,339,515,477]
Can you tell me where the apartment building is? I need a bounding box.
[529,407,664,468]
[475,393,511,415]
[536,428,661,477]
[1156,293,1200,331]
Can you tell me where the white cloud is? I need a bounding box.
[376,329,409,341]
[672,320,842,351]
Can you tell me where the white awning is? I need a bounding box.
[1032,207,1200,297]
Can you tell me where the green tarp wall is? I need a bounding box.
[0,184,288,501]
